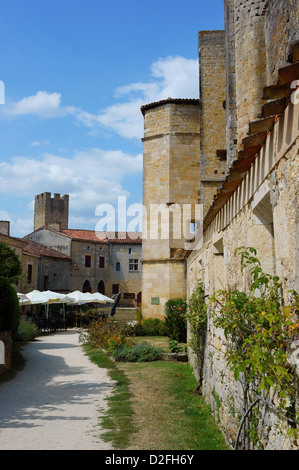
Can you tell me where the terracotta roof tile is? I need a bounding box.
[140,98,200,115]
[60,229,142,244]
[23,240,71,259]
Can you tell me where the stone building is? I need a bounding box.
[0,221,71,294]
[34,192,69,232]
[141,99,200,319]
[141,0,299,450]
[25,193,142,306]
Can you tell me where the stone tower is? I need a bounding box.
[225,0,268,149]
[198,30,227,216]
[140,98,200,320]
[34,192,69,232]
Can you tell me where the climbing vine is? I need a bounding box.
[186,281,207,392]
[209,246,299,446]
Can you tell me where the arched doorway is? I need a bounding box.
[83,280,92,293]
[98,280,105,295]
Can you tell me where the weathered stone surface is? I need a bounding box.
[248,116,276,135]
[0,331,12,375]
[141,100,200,319]
[141,0,299,450]
[260,98,287,118]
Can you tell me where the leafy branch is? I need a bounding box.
[209,247,299,445]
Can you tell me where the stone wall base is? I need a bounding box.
[0,331,12,375]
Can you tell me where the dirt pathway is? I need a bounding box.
[0,330,115,450]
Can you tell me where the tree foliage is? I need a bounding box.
[0,276,20,334]
[0,242,22,282]
[210,247,299,404]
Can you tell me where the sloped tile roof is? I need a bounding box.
[59,229,142,244]
[23,240,71,259]
[140,98,200,115]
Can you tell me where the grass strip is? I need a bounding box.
[164,361,229,450]
[84,340,229,450]
[83,342,136,449]
[120,360,229,450]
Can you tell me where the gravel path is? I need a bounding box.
[0,330,115,450]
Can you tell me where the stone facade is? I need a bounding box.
[189,0,299,450]
[0,232,39,294]
[198,31,228,216]
[26,195,142,306]
[141,0,299,450]
[0,331,12,376]
[34,192,69,232]
[141,99,200,319]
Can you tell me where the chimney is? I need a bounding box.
[0,221,10,236]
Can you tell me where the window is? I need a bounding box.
[27,264,32,283]
[128,248,132,254]
[99,256,105,268]
[112,284,120,295]
[44,276,49,291]
[83,280,92,293]
[116,262,121,271]
[98,280,105,295]
[85,255,91,268]
[129,259,139,271]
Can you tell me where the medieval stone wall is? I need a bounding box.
[34,193,69,232]
[140,0,299,449]
[186,0,299,450]
[187,133,299,449]
[0,331,12,376]
[264,0,299,84]
[233,0,268,144]
[141,100,200,319]
[198,31,228,216]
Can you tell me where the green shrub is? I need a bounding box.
[0,242,22,283]
[16,318,39,341]
[135,305,142,323]
[111,341,163,362]
[164,297,187,343]
[168,339,182,353]
[0,277,20,336]
[133,318,168,336]
[81,318,134,352]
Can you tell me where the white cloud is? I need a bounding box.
[0,210,34,237]
[0,149,142,222]
[5,91,66,118]
[0,210,12,221]
[3,56,198,139]
[91,56,199,139]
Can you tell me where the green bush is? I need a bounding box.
[133,318,168,336]
[0,276,20,336]
[0,242,22,283]
[111,341,163,362]
[168,339,182,353]
[164,297,187,343]
[16,318,39,341]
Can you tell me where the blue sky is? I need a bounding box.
[0,0,224,237]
